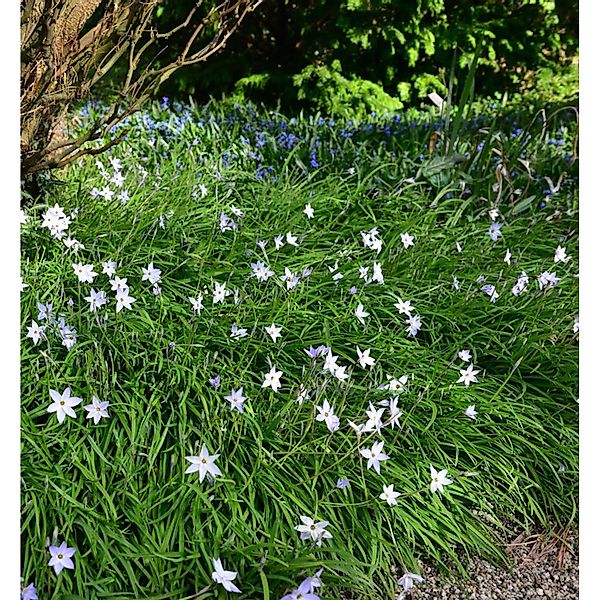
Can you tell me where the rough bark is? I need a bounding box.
[21,0,264,180]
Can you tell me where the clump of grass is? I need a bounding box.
[21,100,578,600]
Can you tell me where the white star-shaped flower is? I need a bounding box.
[379,484,400,506]
[360,441,389,474]
[84,396,110,424]
[294,516,333,546]
[394,299,414,315]
[465,405,477,420]
[554,245,569,263]
[115,288,136,312]
[72,262,98,284]
[457,364,480,386]
[356,346,375,369]
[225,387,246,413]
[265,323,282,342]
[142,262,161,284]
[430,465,453,493]
[316,400,340,432]
[355,303,370,325]
[400,233,415,249]
[262,365,283,392]
[185,444,222,483]
[211,558,241,594]
[47,387,82,423]
[458,349,472,362]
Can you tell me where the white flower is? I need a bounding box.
[355,303,370,325]
[84,396,110,424]
[110,276,129,293]
[213,281,231,304]
[42,204,71,238]
[115,288,136,312]
[286,232,299,247]
[487,223,502,241]
[251,261,274,281]
[211,558,241,594]
[219,212,236,232]
[47,388,82,423]
[458,349,472,362]
[262,365,283,392]
[323,350,339,375]
[512,271,529,296]
[481,284,499,303]
[102,260,117,276]
[554,245,569,263]
[265,323,282,342]
[48,541,76,575]
[379,484,400,506]
[573,315,579,334]
[538,271,560,290]
[316,400,340,432]
[388,397,402,429]
[358,265,370,282]
[384,374,408,393]
[372,262,384,284]
[365,403,385,432]
[72,262,98,283]
[360,441,389,474]
[185,444,222,483]
[294,516,333,546]
[280,267,299,290]
[230,205,243,217]
[398,572,424,592]
[27,320,45,345]
[504,249,512,265]
[189,293,204,314]
[99,185,115,201]
[333,365,349,382]
[430,465,453,493]
[361,227,383,254]
[400,233,414,249]
[406,314,422,336]
[63,237,85,251]
[465,405,478,420]
[296,385,310,404]
[394,299,413,315]
[225,388,246,413]
[230,323,248,339]
[457,364,480,386]
[142,263,161,285]
[303,203,314,218]
[356,346,375,369]
[274,235,285,250]
[84,288,108,312]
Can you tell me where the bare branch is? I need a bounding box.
[21,0,264,178]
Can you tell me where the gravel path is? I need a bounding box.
[406,529,578,600]
[341,528,578,599]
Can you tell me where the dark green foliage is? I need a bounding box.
[145,0,578,116]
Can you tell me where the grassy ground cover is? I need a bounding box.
[20,100,578,600]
